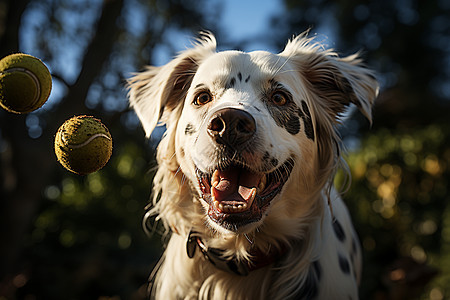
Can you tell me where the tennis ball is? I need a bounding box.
[0,53,52,113]
[55,115,113,175]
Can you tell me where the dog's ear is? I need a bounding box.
[128,33,217,137]
[281,35,379,124]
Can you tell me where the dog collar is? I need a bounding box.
[186,231,288,276]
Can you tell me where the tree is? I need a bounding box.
[269,0,450,298]
[0,0,218,298]
[271,0,450,129]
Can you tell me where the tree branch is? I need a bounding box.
[52,0,125,123]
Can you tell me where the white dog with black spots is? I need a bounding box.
[128,32,379,300]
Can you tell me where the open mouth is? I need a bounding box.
[196,158,294,231]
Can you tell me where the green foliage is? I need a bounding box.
[272,1,450,297]
[0,0,217,298]
[337,123,450,299]
[20,141,160,299]
[1,0,449,298]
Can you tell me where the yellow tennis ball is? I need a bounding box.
[55,115,113,175]
[0,53,52,113]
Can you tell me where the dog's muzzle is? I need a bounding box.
[192,107,295,231]
[207,108,256,151]
[196,157,294,231]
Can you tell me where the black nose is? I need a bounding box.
[207,108,256,149]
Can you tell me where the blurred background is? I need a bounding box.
[1,0,449,299]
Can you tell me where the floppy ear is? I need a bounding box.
[281,35,379,124]
[128,33,217,137]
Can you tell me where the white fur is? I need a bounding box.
[128,32,378,299]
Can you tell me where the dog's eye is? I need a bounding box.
[194,92,212,106]
[271,91,289,106]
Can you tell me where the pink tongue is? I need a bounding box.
[213,168,260,202]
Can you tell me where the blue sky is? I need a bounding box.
[20,0,285,108]
[220,0,338,53]
[152,0,284,65]
[155,0,336,63]
[220,0,282,50]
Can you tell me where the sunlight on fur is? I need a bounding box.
[128,31,378,300]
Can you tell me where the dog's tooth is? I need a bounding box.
[211,170,220,187]
[247,188,257,207]
[213,200,220,210]
[258,175,267,192]
[239,203,247,212]
[211,186,216,199]
[215,201,251,213]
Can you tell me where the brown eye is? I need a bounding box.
[194,92,212,106]
[271,91,289,106]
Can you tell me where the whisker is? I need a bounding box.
[273,48,298,77]
[180,173,188,189]
[243,233,253,245]
[167,151,177,163]
[174,166,183,177]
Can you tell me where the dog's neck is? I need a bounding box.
[186,230,290,276]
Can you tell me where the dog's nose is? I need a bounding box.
[207,108,256,149]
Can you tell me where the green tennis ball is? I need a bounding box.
[0,53,52,114]
[55,115,113,175]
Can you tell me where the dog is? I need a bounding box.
[128,32,379,300]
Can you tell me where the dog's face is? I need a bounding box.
[129,33,378,236]
[176,50,314,233]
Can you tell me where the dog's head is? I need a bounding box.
[129,33,378,236]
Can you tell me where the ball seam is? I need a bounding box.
[1,67,41,109]
[61,133,111,149]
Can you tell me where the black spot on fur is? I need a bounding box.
[295,260,321,299]
[270,158,278,167]
[332,218,346,242]
[266,100,301,135]
[286,113,301,135]
[237,72,242,82]
[312,260,322,280]
[338,254,351,275]
[245,75,251,83]
[263,80,305,136]
[262,152,279,168]
[185,123,196,135]
[226,77,236,89]
[299,101,315,141]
